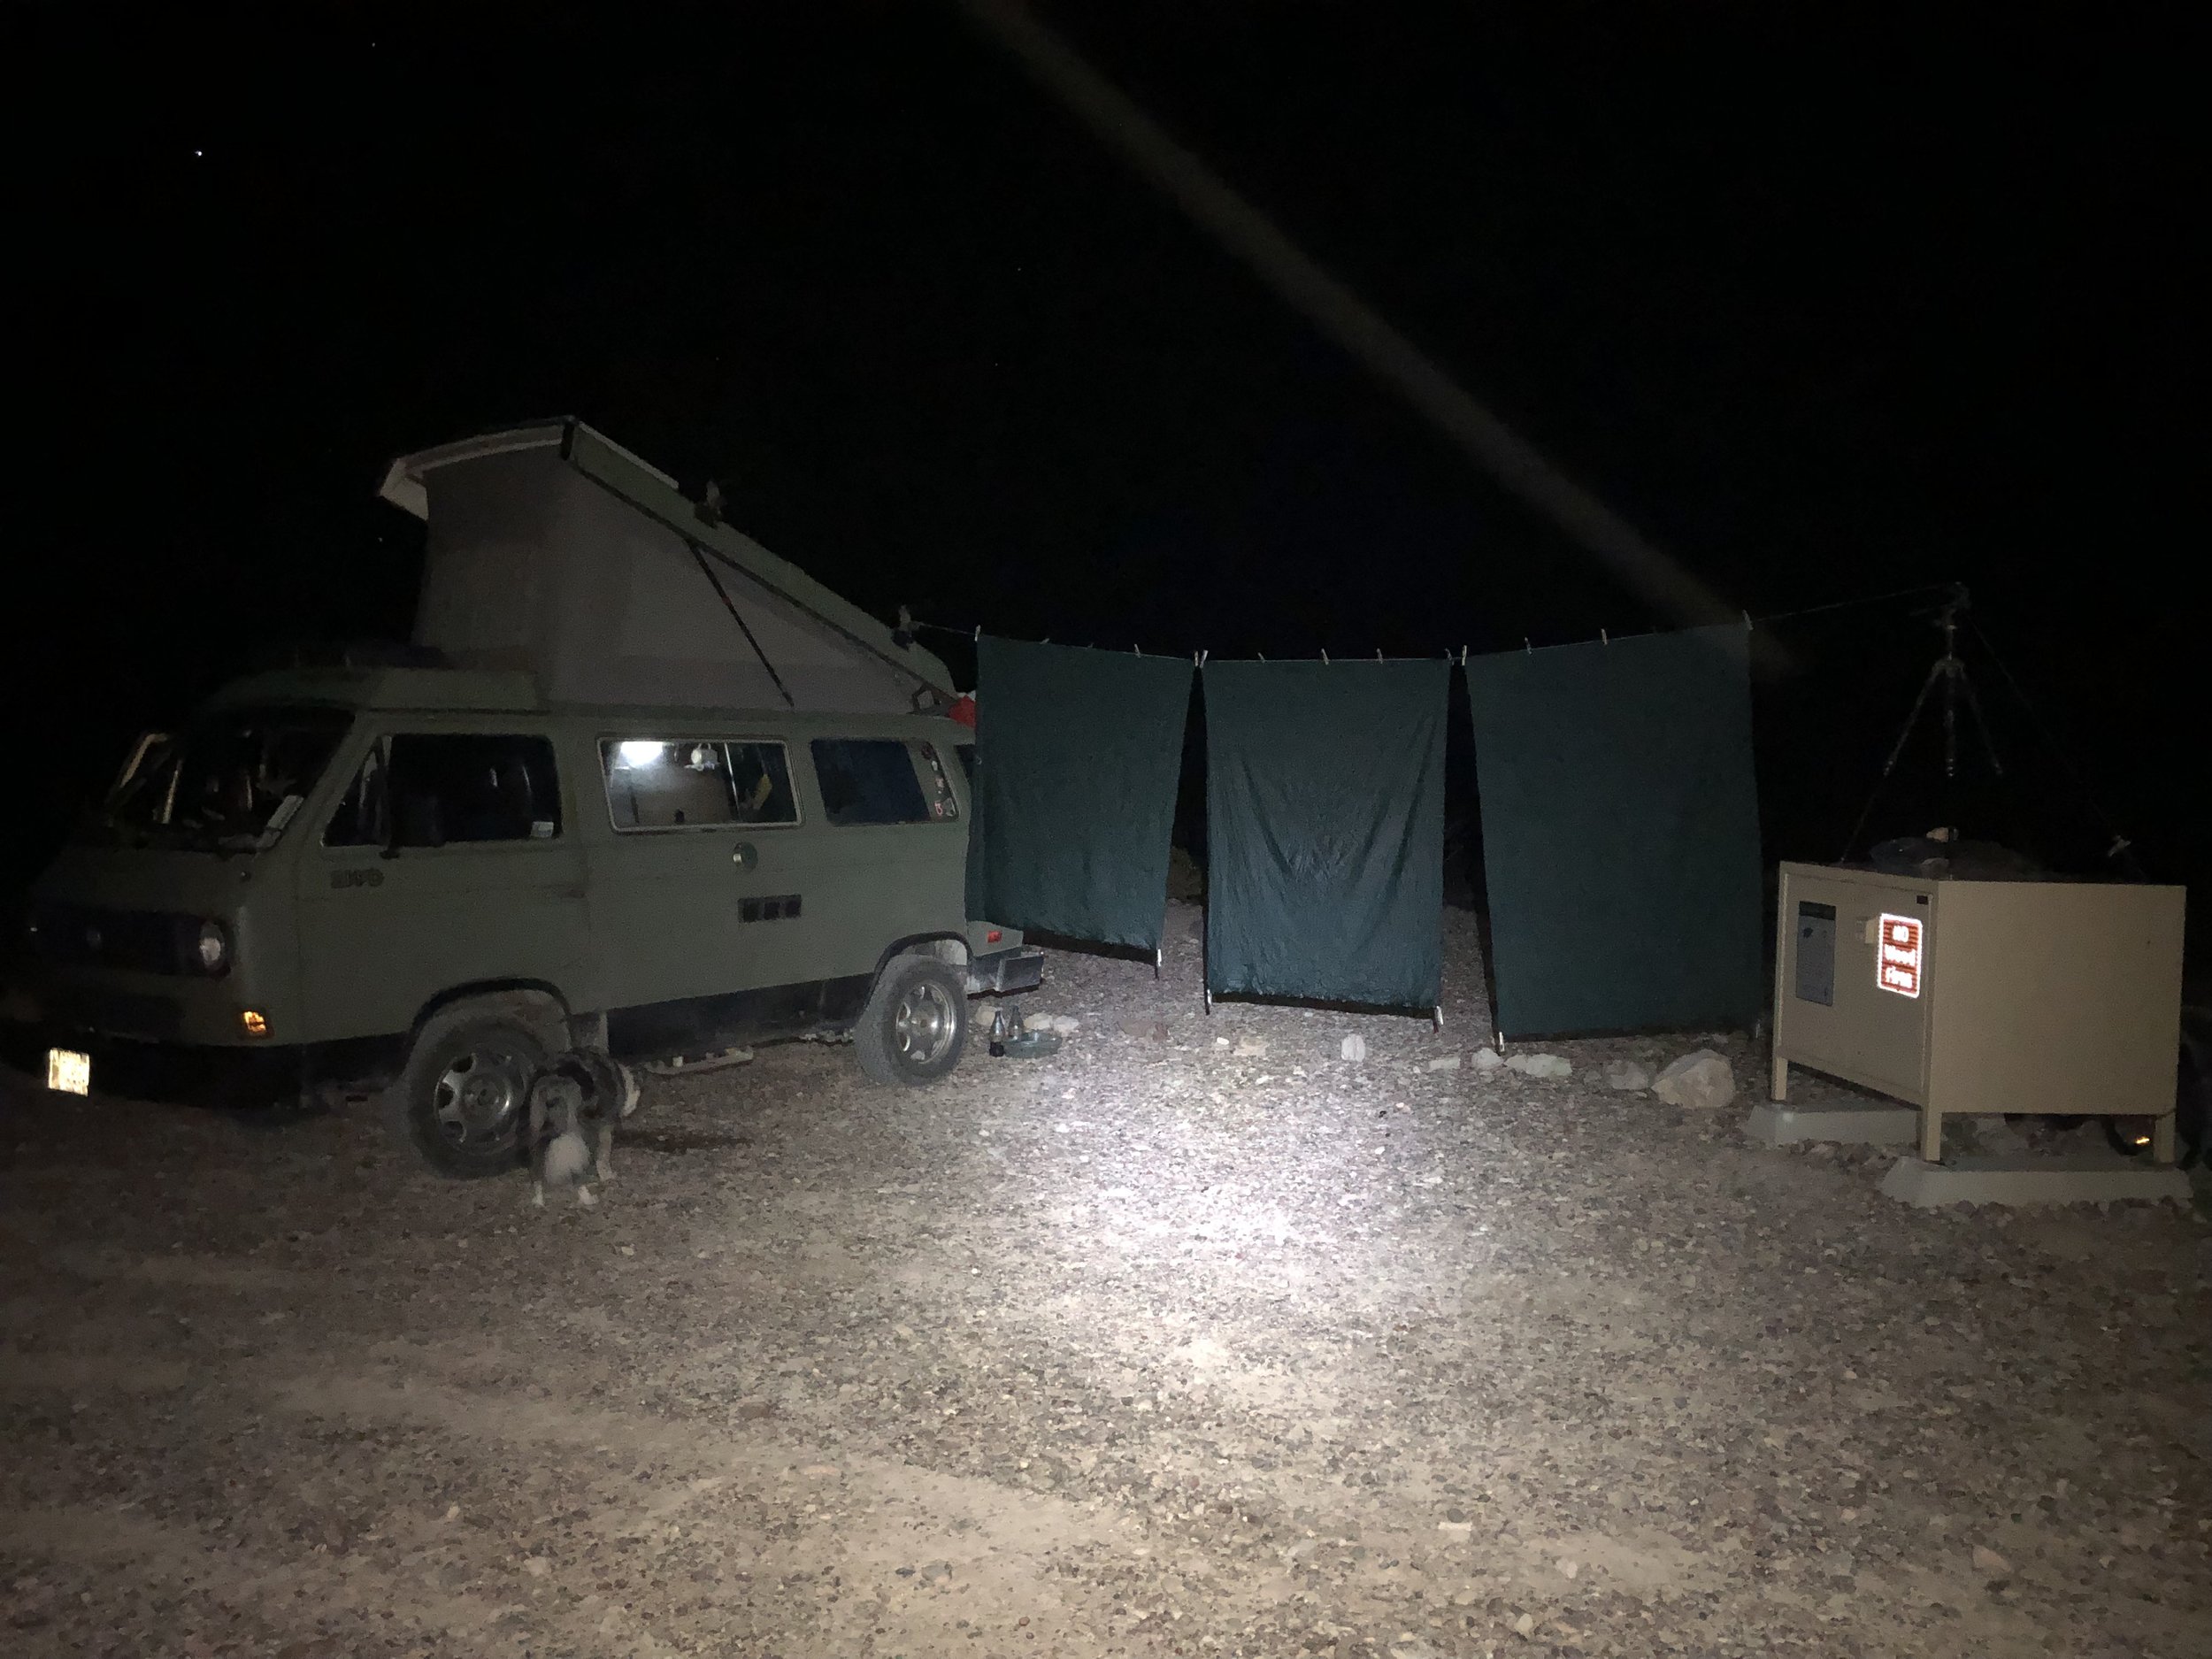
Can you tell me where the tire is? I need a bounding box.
[389,1002,553,1179]
[854,956,968,1087]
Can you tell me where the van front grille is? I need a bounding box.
[27,904,190,976]
[43,985,184,1040]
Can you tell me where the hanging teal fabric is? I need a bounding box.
[1204,659,1450,1010]
[973,638,1192,951]
[1464,625,1763,1036]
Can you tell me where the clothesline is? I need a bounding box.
[904,579,1959,665]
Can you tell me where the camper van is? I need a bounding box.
[4,421,1041,1176]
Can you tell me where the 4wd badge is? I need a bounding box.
[331,868,385,890]
[1876,912,1923,997]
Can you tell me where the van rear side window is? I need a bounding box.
[810,739,930,826]
[326,734,561,848]
[602,740,796,831]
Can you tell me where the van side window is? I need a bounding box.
[602,740,796,831]
[338,734,560,849]
[726,742,798,825]
[810,738,930,826]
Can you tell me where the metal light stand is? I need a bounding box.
[1840,584,2006,861]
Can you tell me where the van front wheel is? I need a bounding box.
[854,956,967,1087]
[390,1007,550,1178]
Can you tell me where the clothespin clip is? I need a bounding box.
[1458,645,1468,665]
[1375,649,1383,663]
[1601,628,1609,645]
[1198,649,1208,667]
[1321,649,1329,664]
[1524,638,1532,654]
[1743,609,1754,633]
[973,625,981,641]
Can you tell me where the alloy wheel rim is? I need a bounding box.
[431,1047,526,1146]
[893,983,955,1064]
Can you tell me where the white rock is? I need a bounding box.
[1025,1013,1080,1035]
[1426,1056,1460,1073]
[523,1556,551,1578]
[1971,1544,2011,1575]
[1653,1048,1737,1110]
[1233,1038,1269,1058]
[1505,1053,1571,1079]
[1340,1034,1367,1063]
[1513,1612,1536,1637]
[1602,1058,1654,1091]
[1470,1047,1505,1072]
[1436,1518,1473,1539]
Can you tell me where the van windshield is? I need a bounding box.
[91,707,353,853]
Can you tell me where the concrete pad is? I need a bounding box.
[1745,1103,1920,1147]
[1880,1154,2192,1209]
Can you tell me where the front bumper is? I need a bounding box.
[966,946,1045,996]
[0,1017,307,1109]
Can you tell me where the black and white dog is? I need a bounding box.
[526,1049,640,1208]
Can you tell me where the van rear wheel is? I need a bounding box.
[855,956,967,1087]
[390,1007,549,1178]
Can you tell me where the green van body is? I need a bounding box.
[8,664,1036,1114]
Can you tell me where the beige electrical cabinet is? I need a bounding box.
[1770,862,2186,1163]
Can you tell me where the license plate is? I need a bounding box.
[47,1048,90,1096]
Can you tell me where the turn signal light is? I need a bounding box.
[987,929,1003,944]
[239,1009,270,1039]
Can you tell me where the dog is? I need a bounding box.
[526,1048,639,1208]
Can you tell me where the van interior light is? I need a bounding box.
[618,741,664,767]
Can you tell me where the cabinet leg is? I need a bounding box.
[2153,1112,2177,1165]
[1919,1108,1943,1165]
[1770,1057,1789,1103]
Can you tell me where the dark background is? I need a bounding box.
[4,4,2199,947]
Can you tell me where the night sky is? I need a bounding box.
[5,4,2199,926]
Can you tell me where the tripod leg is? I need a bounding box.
[1956,667,2005,778]
[1840,660,1947,859]
[1878,662,1946,778]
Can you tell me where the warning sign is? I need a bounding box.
[1876,912,1924,998]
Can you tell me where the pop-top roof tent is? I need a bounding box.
[378,419,956,714]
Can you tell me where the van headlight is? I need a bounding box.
[192,919,231,975]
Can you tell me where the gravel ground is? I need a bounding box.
[4,902,2208,1658]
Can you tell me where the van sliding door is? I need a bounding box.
[587,736,814,1007]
